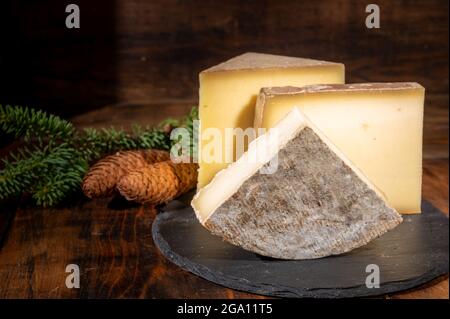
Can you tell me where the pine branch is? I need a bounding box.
[0,144,87,201]
[0,146,47,198]
[77,127,137,163]
[134,127,171,150]
[31,155,88,207]
[76,126,171,163]
[0,104,75,142]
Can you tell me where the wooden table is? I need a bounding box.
[0,101,448,299]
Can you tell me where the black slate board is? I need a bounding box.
[152,200,449,298]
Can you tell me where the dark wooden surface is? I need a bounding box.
[0,161,447,299]
[0,102,448,299]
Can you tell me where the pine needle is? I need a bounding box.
[0,104,75,141]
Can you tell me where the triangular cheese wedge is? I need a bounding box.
[192,108,402,259]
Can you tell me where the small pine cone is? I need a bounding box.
[117,161,198,205]
[82,149,170,198]
[167,161,198,196]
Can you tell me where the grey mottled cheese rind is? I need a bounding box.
[202,52,343,73]
[204,127,402,260]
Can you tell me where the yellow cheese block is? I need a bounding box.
[198,52,345,189]
[254,83,425,214]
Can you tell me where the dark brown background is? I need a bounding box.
[0,0,448,112]
[0,0,448,299]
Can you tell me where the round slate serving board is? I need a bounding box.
[152,200,449,298]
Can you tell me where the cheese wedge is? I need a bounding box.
[255,83,425,214]
[198,52,345,189]
[192,108,402,260]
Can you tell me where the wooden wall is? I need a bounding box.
[0,0,117,116]
[0,0,448,116]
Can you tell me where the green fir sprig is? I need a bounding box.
[0,104,198,207]
[0,104,74,142]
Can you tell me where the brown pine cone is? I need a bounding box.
[82,149,170,198]
[117,161,198,205]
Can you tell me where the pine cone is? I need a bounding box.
[117,161,198,205]
[82,149,170,198]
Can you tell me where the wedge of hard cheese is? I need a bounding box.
[198,52,345,189]
[192,108,402,260]
[255,83,425,214]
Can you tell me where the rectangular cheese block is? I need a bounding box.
[254,83,425,214]
[198,52,345,189]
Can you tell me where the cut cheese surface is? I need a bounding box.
[255,83,425,214]
[198,52,345,189]
[192,108,402,260]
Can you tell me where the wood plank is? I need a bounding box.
[71,101,196,130]
[423,94,449,159]
[0,159,447,298]
[0,0,447,117]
